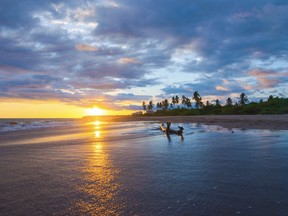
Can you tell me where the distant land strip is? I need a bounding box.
[83,115,288,130]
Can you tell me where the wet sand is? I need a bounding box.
[1,120,288,215]
[85,114,288,130]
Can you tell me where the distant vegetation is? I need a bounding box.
[142,92,288,115]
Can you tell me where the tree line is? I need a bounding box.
[142,91,288,115]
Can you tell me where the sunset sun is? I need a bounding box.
[85,107,107,116]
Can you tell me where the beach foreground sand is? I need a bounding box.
[87,114,288,130]
[1,118,288,215]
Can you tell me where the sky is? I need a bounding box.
[0,0,288,117]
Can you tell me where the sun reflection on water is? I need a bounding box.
[94,121,102,139]
[72,121,125,215]
[94,120,101,126]
[95,131,101,138]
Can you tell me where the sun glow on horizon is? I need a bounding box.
[85,107,107,116]
[0,100,136,118]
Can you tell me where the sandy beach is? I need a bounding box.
[85,114,288,130]
[1,119,288,215]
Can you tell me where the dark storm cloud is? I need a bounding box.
[1,0,287,108]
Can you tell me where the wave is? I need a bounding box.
[0,119,78,132]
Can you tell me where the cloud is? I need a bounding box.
[1,0,288,110]
[118,57,140,64]
[248,69,288,89]
[75,44,98,52]
[216,86,230,91]
[249,70,288,77]
[257,77,279,88]
[111,93,149,101]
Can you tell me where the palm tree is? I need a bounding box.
[186,97,192,108]
[156,102,160,110]
[156,102,163,110]
[175,95,180,108]
[268,95,274,101]
[172,96,176,107]
[215,99,221,107]
[181,95,187,107]
[193,91,204,109]
[162,99,169,110]
[148,100,153,111]
[226,97,233,106]
[175,95,179,104]
[142,101,146,111]
[238,93,249,105]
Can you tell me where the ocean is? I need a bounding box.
[0,119,78,133]
[0,119,288,215]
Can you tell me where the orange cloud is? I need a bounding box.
[248,69,285,88]
[118,57,140,64]
[216,85,229,91]
[242,85,254,90]
[257,76,279,88]
[75,44,98,52]
[249,70,274,77]
[249,69,288,77]
[223,79,229,85]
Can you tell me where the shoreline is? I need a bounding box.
[85,115,288,130]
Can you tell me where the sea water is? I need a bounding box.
[0,119,78,132]
[0,120,287,215]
